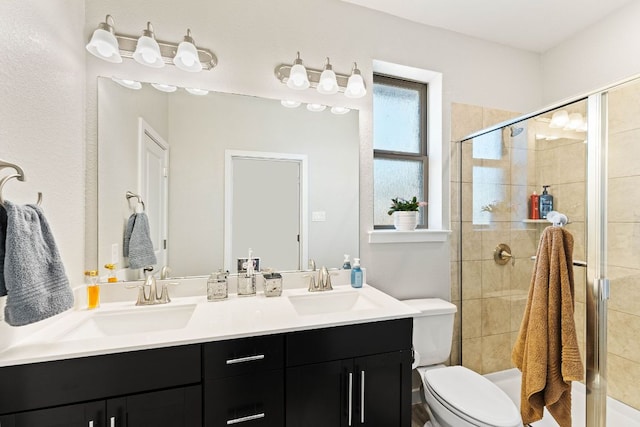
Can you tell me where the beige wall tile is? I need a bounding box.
[451,103,484,142]
[462,299,482,339]
[481,259,510,297]
[482,297,511,335]
[608,176,640,223]
[482,108,520,129]
[461,222,482,261]
[608,80,640,136]
[462,337,482,372]
[608,222,640,270]
[461,260,482,300]
[608,353,640,411]
[608,129,640,179]
[554,182,586,223]
[510,294,527,333]
[608,309,640,363]
[481,333,512,374]
[608,266,640,315]
[450,262,461,301]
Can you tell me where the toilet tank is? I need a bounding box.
[403,298,457,366]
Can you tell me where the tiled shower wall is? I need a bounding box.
[606,80,640,410]
[450,102,587,377]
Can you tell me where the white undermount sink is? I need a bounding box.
[288,289,380,315]
[56,304,197,341]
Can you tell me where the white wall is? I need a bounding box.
[0,0,85,344]
[85,0,543,301]
[542,1,640,103]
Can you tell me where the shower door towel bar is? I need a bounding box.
[530,255,587,268]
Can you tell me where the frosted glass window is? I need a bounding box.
[373,75,427,228]
[373,83,422,153]
[374,158,424,226]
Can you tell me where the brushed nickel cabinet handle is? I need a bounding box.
[348,372,353,426]
[360,370,366,423]
[226,412,265,424]
[225,354,265,365]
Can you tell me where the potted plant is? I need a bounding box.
[387,197,427,230]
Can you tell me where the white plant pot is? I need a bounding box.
[393,211,418,231]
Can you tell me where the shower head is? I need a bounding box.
[510,126,524,137]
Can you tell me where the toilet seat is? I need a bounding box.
[423,366,522,427]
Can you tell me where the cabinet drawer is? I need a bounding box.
[204,334,284,379]
[286,318,412,367]
[0,344,201,415]
[204,370,284,427]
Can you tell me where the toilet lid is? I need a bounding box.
[424,366,521,427]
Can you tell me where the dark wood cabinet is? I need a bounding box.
[0,386,201,427]
[285,318,412,427]
[203,335,284,426]
[0,318,412,427]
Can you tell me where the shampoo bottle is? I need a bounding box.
[529,192,540,219]
[539,185,554,219]
[351,258,363,288]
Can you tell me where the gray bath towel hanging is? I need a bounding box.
[123,212,157,269]
[0,200,74,326]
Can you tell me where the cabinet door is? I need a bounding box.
[354,351,411,427]
[0,400,104,427]
[107,385,202,427]
[286,360,353,427]
[205,370,283,427]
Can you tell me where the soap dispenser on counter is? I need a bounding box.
[207,270,229,301]
[237,248,257,296]
[351,258,363,288]
[539,185,554,219]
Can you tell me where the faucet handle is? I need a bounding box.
[158,283,171,304]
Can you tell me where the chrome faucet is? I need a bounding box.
[131,267,171,305]
[308,266,333,292]
[160,265,171,280]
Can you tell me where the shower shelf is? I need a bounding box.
[522,219,550,224]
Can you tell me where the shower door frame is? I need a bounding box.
[457,72,640,426]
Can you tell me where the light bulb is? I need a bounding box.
[185,87,209,96]
[174,30,203,72]
[345,63,366,98]
[330,106,350,115]
[151,83,177,93]
[317,58,339,95]
[306,103,326,112]
[133,23,164,68]
[86,16,122,63]
[287,52,310,90]
[549,110,569,129]
[111,77,141,90]
[281,100,301,108]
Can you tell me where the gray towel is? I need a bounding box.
[123,212,157,269]
[1,200,74,326]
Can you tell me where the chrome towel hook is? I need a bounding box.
[125,190,146,211]
[0,160,43,206]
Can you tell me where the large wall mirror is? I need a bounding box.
[97,77,359,279]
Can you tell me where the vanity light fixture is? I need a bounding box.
[306,103,327,112]
[86,15,122,63]
[174,29,203,72]
[344,63,366,99]
[133,22,164,68]
[275,54,366,98]
[86,16,217,71]
[287,52,310,90]
[151,82,177,93]
[185,87,209,96]
[317,58,339,95]
[281,100,302,108]
[111,77,142,90]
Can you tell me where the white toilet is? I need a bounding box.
[404,298,523,427]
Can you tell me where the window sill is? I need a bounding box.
[367,229,451,244]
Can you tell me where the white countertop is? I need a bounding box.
[0,284,418,367]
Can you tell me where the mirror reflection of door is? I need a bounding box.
[139,118,169,270]
[231,157,301,272]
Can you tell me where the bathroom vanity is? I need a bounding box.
[0,284,415,427]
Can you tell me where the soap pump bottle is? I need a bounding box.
[539,185,554,219]
[351,258,363,288]
[343,254,351,269]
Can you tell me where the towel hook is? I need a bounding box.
[126,191,145,211]
[0,173,43,207]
